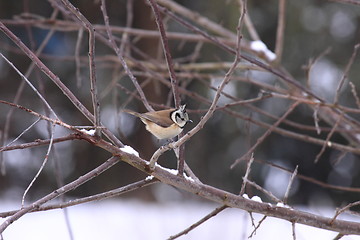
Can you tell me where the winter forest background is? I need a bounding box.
[1,0,360,239]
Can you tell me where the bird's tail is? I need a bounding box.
[122,109,142,118]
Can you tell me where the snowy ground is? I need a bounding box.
[1,199,360,240]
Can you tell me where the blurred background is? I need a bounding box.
[0,0,360,218]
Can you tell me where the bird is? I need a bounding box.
[123,105,192,140]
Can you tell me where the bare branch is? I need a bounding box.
[100,0,153,112]
[313,104,321,135]
[147,0,180,107]
[331,200,360,224]
[255,157,360,193]
[0,156,121,232]
[0,52,58,119]
[0,10,59,175]
[0,177,158,218]
[60,0,101,137]
[0,134,80,152]
[2,118,41,149]
[157,0,237,39]
[0,19,124,147]
[334,43,360,104]
[292,222,297,240]
[249,215,267,238]
[314,113,343,163]
[332,233,345,240]
[2,1,360,238]
[246,180,282,203]
[349,82,360,109]
[274,0,286,64]
[283,165,298,204]
[168,205,228,240]
[21,123,55,207]
[231,101,300,168]
[240,153,254,195]
[0,100,74,131]
[75,28,84,88]
[328,0,360,5]
[149,0,246,169]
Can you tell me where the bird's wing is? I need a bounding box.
[142,109,175,128]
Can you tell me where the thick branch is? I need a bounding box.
[87,136,360,236]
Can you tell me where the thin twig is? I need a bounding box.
[240,153,254,195]
[2,118,41,148]
[1,18,240,47]
[243,10,260,40]
[304,47,332,88]
[292,222,296,240]
[0,101,106,141]
[0,156,121,232]
[60,0,101,137]
[155,0,360,148]
[119,0,134,55]
[75,28,84,88]
[246,180,282,203]
[168,205,228,240]
[334,43,360,104]
[21,123,55,207]
[313,103,321,135]
[100,0,153,112]
[51,148,74,240]
[0,10,59,175]
[254,157,360,193]
[332,233,345,240]
[231,101,300,168]
[0,100,73,130]
[157,3,324,103]
[148,0,246,169]
[270,91,360,114]
[274,0,286,64]
[283,165,298,204]
[249,215,267,238]
[0,19,124,147]
[147,0,185,174]
[0,52,58,119]
[330,200,360,224]
[132,70,360,156]
[0,134,80,152]
[0,177,158,218]
[157,0,237,39]
[328,0,360,6]
[157,4,360,148]
[314,112,343,163]
[349,82,360,109]
[147,0,180,107]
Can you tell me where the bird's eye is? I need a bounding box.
[175,112,185,121]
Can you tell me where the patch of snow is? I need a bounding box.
[145,175,154,181]
[251,196,263,203]
[250,40,276,61]
[79,128,96,136]
[242,194,250,199]
[120,145,139,157]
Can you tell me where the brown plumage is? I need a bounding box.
[123,109,175,128]
[123,106,191,139]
